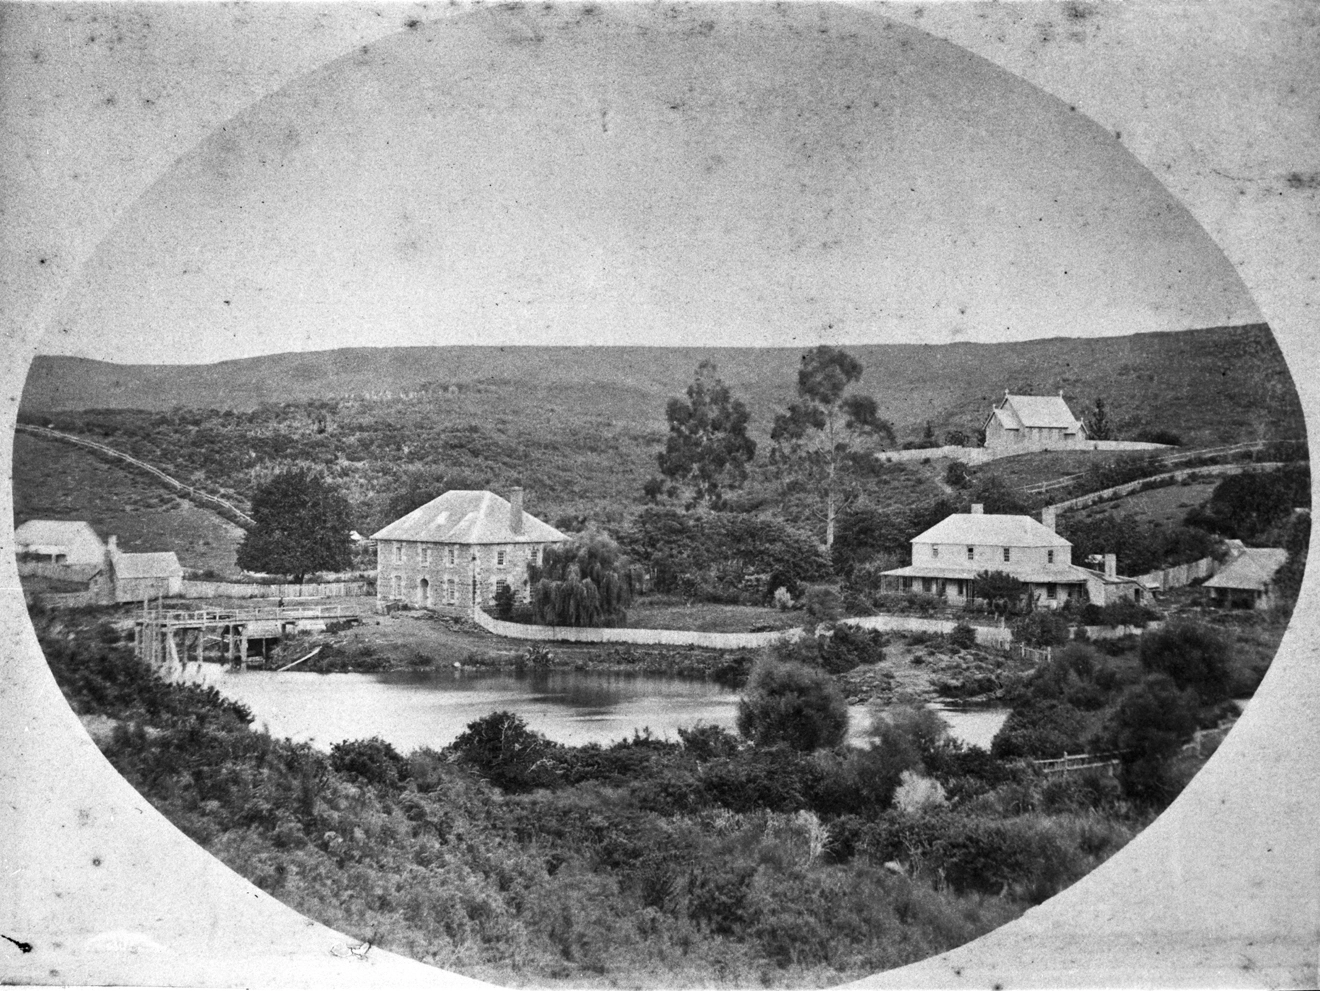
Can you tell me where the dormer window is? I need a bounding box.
[932,546,939,559]
[1003,547,1011,563]
[967,546,974,561]
[1047,550,1055,564]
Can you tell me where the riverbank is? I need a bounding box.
[38,610,1154,989]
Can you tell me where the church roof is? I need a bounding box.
[1000,394,1084,430]
[370,490,568,545]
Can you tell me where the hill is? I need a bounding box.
[12,432,244,574]
[20,324,1306,447]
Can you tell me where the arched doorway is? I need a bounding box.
[419,577,430,608]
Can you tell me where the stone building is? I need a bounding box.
[983,391,1088,451]
[371,488,569,614]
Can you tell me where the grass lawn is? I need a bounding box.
[626,596,801,633]
[1072,478,1218,528]
[12,431,246,575]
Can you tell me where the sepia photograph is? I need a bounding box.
[2,2,1317,988]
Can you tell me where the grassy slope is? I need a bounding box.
[22,324,1306,448]
[11,432,245,574]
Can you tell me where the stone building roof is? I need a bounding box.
[371,490,568,545]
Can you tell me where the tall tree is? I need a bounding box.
[528,530,639,627]
[770,345,894,548]
[237,468,354,583]
[1086,397,1114,440]
[656,360,757,508]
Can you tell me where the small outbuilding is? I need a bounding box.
[107,537,185,602]
[1203,547,1289,610]
[14,519,106,567]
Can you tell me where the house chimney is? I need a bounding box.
[1041,507,1056,532]
[970,503,984,515]
[1104,553,1117,580]
[509,487,525,536]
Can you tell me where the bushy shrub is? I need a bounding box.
[736,660,849,752]
[329,736,409,787]
[1138,621,1232,703]
[1012,611,1072,648]
[772,586,795,611]
[802,585,844,623]
[677,723,742,760]
[1098,673,1199,806]
[990,699,1088,760]
[949,622,977,649]
[818,623,885,674]
[450,711,558,792]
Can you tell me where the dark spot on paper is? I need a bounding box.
[91,856,102,866]
[1,934,33,954]
[1285,171,1320,190]
[405,18,421,29]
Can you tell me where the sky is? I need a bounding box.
[39,3,1261,365]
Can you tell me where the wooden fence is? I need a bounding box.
[180,580,371,600]
[470,607,802,650]
[1026,440,1285,496]
[16,423,256,529]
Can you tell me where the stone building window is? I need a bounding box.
[446,579,456,603]
[392,575,402,597]
[1047,550,1055,564]
[967,546,974,561]
[422,546,431,566]
[393,542,402,563]
[496,548,507,567]
[1046,583,1057,600]
[447,547,456,566]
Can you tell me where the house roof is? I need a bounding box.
[913,513,1072,548]
[370,490,569,545]
[110,549,183,580]
[1204,548,1289,592]
[14,519,103,549]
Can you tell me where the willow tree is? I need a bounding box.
[528,530,639,627]
[770,345,895,548]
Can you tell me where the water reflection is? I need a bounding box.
[201,665,1008,754]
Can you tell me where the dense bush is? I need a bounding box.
[1011,611,1071,648]
[736,660,850,752]
[949,623,977,649]
[1138,621,1232,703]
[1060,512,1219,577]
[328,736,409,787]
[449,711,558,792]
[990,700,1088,760]
[1097,674,1199,807]
[1184,462,1310,542]
[617,507,829,603]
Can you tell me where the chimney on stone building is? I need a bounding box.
[970,503,984,515]
[1041,507,1057,532]
[1104,553,1117,580]
[509,487,525,536]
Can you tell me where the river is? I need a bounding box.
[199,665,1009,753]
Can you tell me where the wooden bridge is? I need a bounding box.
[132,600,361,680]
